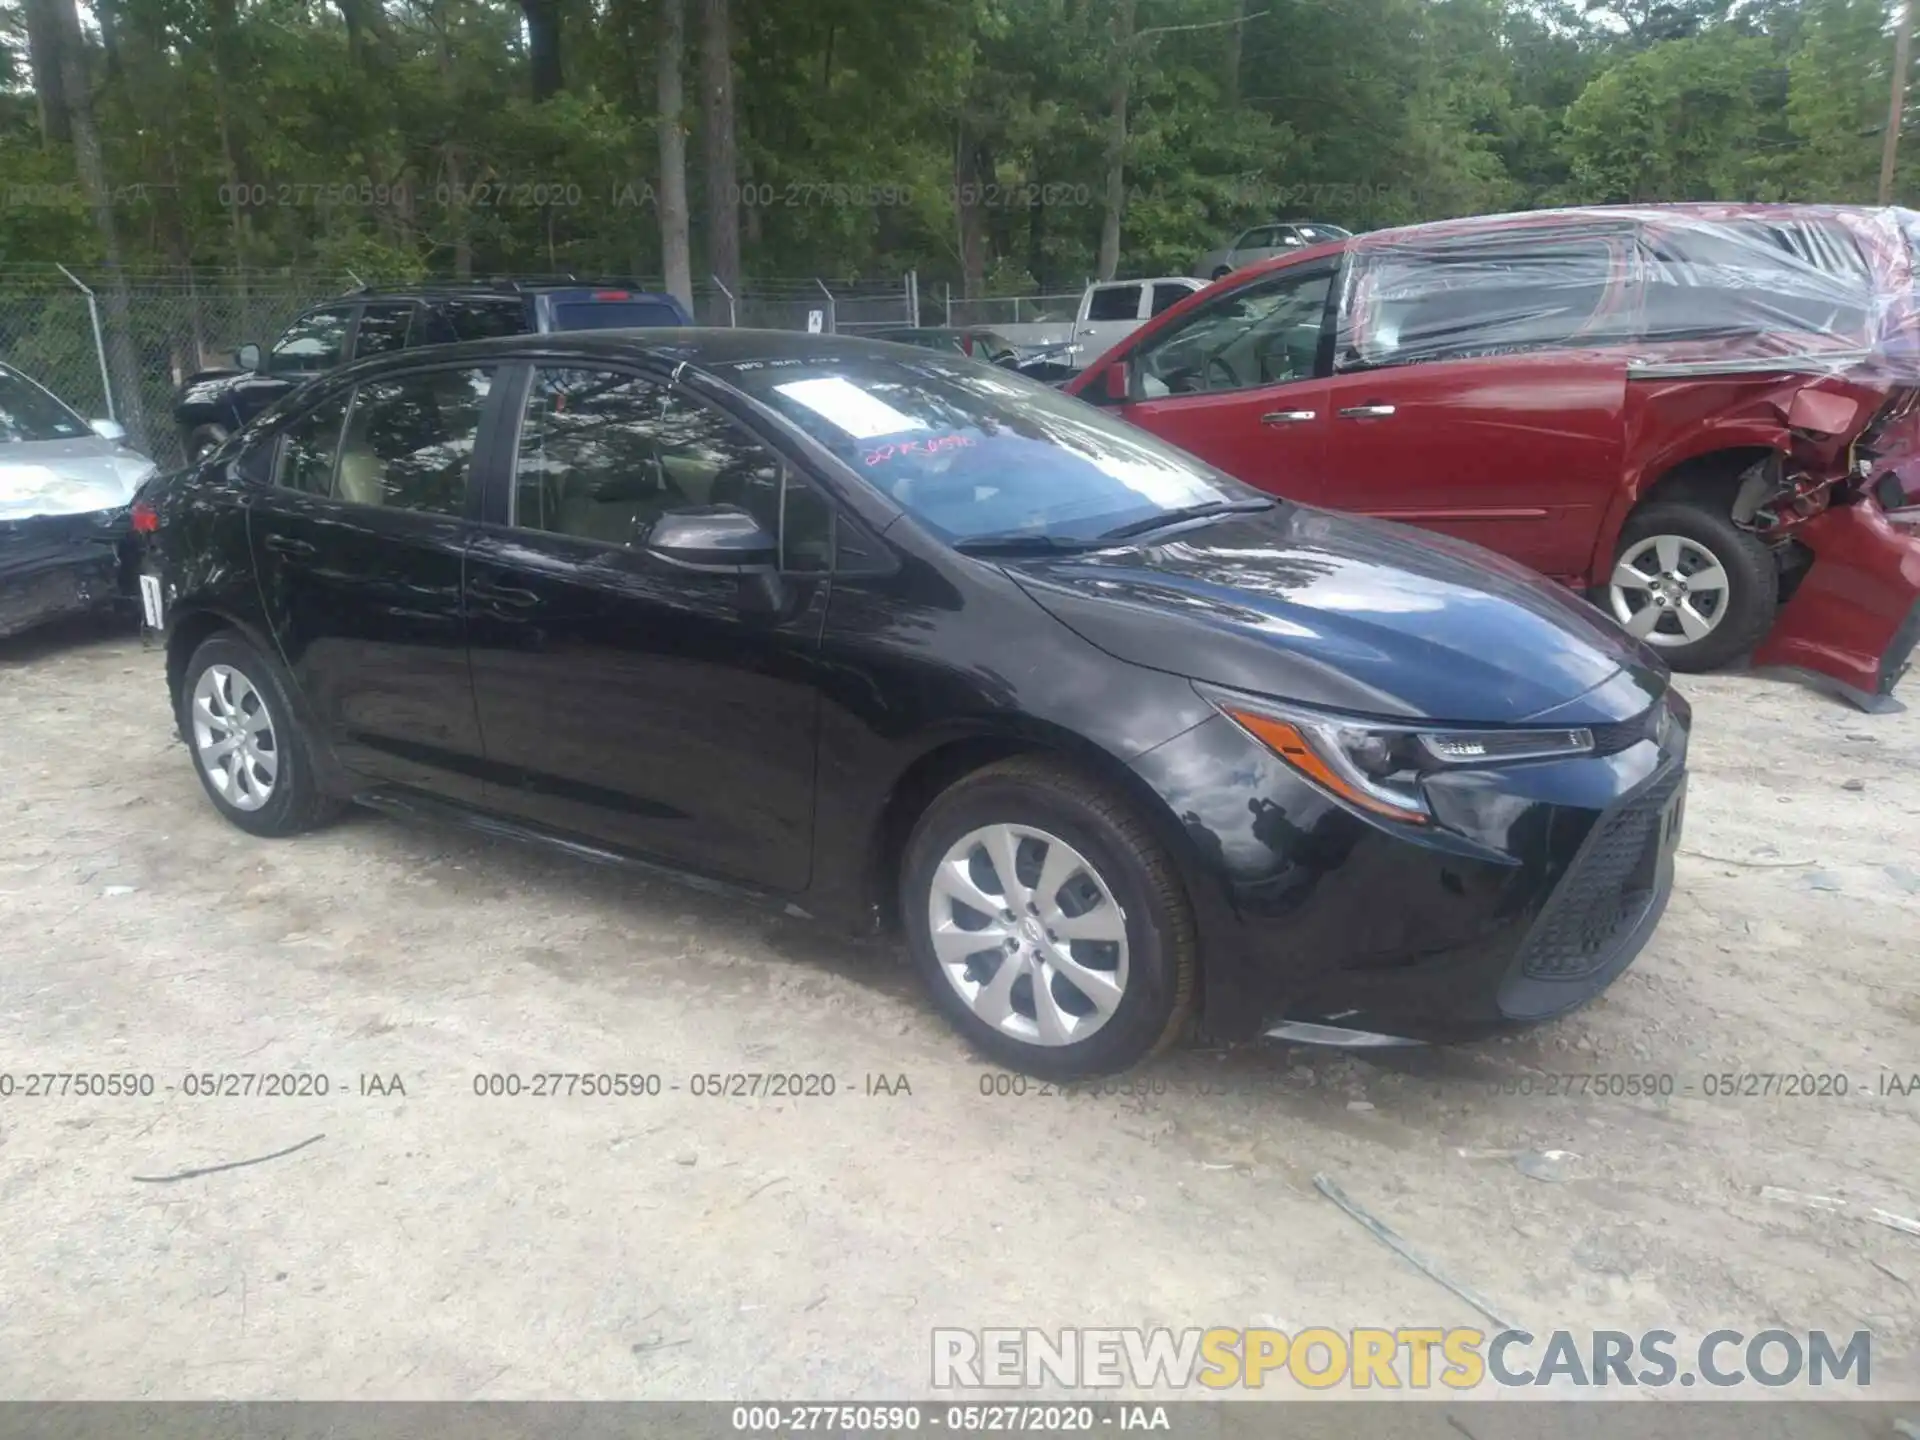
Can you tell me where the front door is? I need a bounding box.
[248,365,497,803]
[464,364,829,892]
[1111,259,1339,502]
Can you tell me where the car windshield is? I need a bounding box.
[0,366,90,443]
[716,351,1259,544]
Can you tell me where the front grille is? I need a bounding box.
[1518,769,1682,981]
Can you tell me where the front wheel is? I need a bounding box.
[1607,502,1778,672]
[901,757,1196,1078]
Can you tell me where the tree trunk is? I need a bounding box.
[955,124,989,300]
[49,0,148,446]
[1095,0,1134,282]
[21,0,72,145]
[700,0,741,298]
[522,0,563,102]
[656,0,694,311]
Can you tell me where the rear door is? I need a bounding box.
[1321,229,1628,580]
[248,363,500,804]
[1103,258,1339,501]
[463,362,830,890]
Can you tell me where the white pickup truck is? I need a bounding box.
[989,277,1206,363]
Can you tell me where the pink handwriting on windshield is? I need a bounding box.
[862,433,976,466]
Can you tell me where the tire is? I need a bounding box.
[184,424,229,463]
[1607,501,1777,673]
[901,756,1197,1078]
[177,632,341,837]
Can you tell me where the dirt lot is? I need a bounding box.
[0,615,1916,1401]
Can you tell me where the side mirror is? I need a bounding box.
[1092,361,1131,406]
[646,506,777,572]
[235,343,263,372]
[88,418,127,442]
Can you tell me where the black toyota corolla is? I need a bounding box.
[133,329,1688,1077]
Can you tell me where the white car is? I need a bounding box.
[1192,220,1351,281]
[0,362,154,637]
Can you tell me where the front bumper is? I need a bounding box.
[0,507,132,639]
[1129,690,1690,1045]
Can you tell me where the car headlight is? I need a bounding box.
[1200,685,1594,825]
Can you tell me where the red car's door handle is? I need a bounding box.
[1260,410,1317,425]
[1338,403,1396,419]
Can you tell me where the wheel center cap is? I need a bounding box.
[1020,917,1047,949]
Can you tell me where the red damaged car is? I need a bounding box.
[1067,204,1920,711]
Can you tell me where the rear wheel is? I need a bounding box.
[178,633,340,836]
[1607,502,1777,672]
[901,757,1196,1078]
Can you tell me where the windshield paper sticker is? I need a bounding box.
[773,376,927,440]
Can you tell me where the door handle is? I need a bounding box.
[1260,410,1317,425]
[261,534,315,557]
[469,579,541,609]
[1338,403,1396,419]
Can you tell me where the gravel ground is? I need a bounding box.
[0,615,1916,1402]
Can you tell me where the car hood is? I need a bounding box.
[0,436,156,521]
[1002,505,1666,725]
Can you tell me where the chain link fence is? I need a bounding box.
[0,267,921,469]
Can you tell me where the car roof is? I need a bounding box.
[336,280,684,303]
[325,326,959,379]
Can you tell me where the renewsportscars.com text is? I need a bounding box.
[931,1327,1872,1392]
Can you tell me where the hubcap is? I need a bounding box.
[190,664,279,811]
[926,823,1129,1048]
[1608,534,1731,647]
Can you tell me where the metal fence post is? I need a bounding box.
[944,284,952,328]
[711,274,737,327]
[907,270,920,328]
[55,263,114,422]
[815,278,836,334]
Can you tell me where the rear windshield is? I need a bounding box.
[0,366,89,443]
[712,351,1248,544]
[549,298,685,330]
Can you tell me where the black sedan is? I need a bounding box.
[132,329,1688,1077]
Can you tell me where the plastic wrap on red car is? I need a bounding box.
[1331,204,1920,384]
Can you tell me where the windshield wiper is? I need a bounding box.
[1096,498,1273,542]
[951,532,1106,555]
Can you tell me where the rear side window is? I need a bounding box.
[277,393,350,495]
[334,367,494,515]
[421,299,529,344]
[354,302,413,357]
[1635,221,1871,343]
[1342,234,1616,369]
[1086,285,1142,322]
[1151,282,1195,316]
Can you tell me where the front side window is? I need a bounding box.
[0,365,90,443]
[1086,285,1143,322]
[354,303,413,357]
[716,352,1256,546]
[512,367,826,566]
[277,392,351,496]
[1136,264,1333,397]
[271,308,352,373]
[334,367,493,514]
[1341,233,1616,369]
